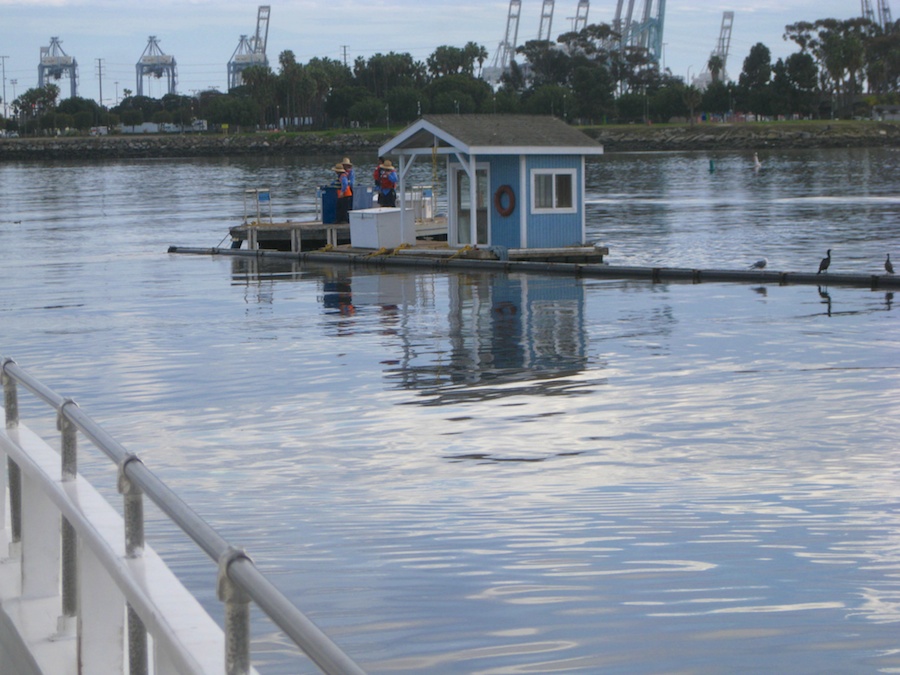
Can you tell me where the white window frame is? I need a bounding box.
[530,168,577,215]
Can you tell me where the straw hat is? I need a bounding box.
[341,157,352,166]
[332,163,346,172]
[379,159,394,169]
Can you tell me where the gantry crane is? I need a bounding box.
[611,0,666,65]
[862,0,893,28]
[136,36,177,97]
[573,0,590,32]
[878,0,893,27]
[38,37,78,99]
[538,0,556,41]
[693,11,734,89]
[483,0,522,87]
[228,5,271,90]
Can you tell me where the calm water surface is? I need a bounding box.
[1,148,899,673]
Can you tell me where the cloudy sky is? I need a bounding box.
[0,0,866,108]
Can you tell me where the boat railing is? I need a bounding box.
[0,356,366,675]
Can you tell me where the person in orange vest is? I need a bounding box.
[373,158,398,207]
[332,162,353,223]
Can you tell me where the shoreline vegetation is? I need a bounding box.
[1,120,899,159]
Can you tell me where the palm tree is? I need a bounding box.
[708,54,725,83]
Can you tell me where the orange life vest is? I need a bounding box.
[376,168,396,191]
[337,172,352,199]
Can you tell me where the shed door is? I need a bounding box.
[453,167,489,247]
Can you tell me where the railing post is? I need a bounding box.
[2,358,22,546]
[118,454,148,675]
[57,399,79,628]
[218,548,253,675]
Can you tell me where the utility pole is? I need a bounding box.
[96,58,104,107]
[0,56,8,119]
[341,45,349,68]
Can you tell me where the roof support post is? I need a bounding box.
[398,154,407,238]
[468,153,478,247]
[519,154,527,248]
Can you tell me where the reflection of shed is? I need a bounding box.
[379,115,603,250]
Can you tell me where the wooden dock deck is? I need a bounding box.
[229,217,449,253]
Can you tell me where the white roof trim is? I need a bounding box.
[379,118,604,157]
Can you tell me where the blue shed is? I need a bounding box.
[379,115,604,250]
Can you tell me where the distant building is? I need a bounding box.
[873,105,900,121]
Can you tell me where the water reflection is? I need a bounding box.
[230,257,590,404]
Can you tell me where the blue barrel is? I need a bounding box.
[320,186,338,224]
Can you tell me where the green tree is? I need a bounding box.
[348,96,386,126]
[707,54,725,83]
[516,40,572,89]
[524,85,571,117]
[354,52,426,99]
[700,80,732,115]
[736,43,773,115]
[424,74,492,113]
[326,86,370,126]
[426,42,488,78]
[385,86,422,123]
[238,64,277,127]
[72,111,93,130]
[682,85,702,123]
[570,64,615,121]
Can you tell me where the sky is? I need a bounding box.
[0,0,868,112]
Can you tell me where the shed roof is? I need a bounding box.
[379,114,604,157]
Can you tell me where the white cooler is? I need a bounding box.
[349,207,415,249]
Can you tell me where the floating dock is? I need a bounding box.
[167,244,900,290]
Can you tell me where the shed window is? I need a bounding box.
[532,169,576,213]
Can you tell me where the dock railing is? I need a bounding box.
[0,356,366,675]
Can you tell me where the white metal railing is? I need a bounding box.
[0,356,366,675]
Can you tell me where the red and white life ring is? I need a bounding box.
[493,185,516,217]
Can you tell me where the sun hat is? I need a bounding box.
[342,157,352,166]
[380,159,394,169]
[332,163,346,172]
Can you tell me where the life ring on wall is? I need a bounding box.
[493,185,516,217]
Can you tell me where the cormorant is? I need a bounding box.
[886,254,894,275]
[817,249,831,274]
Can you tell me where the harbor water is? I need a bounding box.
[1,147,899,673]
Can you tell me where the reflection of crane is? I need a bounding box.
[538,0,556,40]
[38,37,78,99]
[611,0,667,66]
[483,0,522,87]
[228,5,271,90]
[573,0,590,32]
[136,36,177,97]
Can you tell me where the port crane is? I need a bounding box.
[136,36,177,97]
[37,37,78,99]
[228,5,271,90]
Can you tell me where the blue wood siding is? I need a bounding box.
[485,154,521,249]
[524,155,584,248]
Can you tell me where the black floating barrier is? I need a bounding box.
[166,246,900,291]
